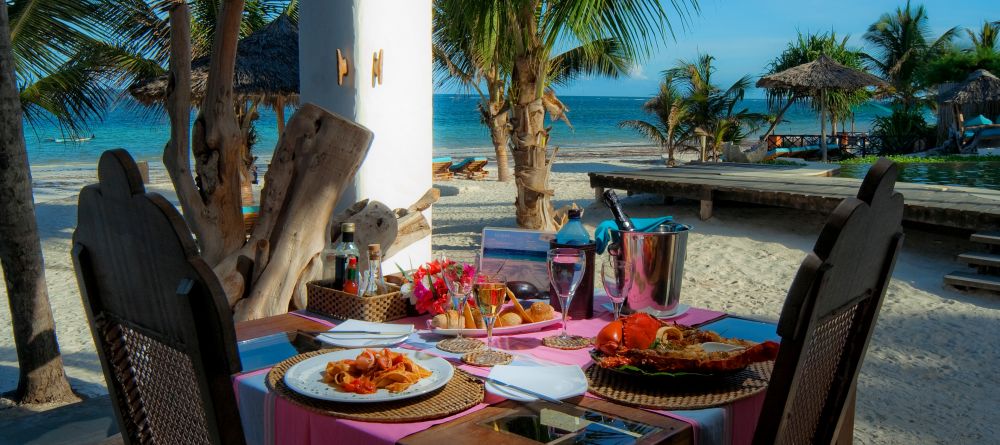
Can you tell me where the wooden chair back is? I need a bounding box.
[432,159,454,181]
[72,150,245,445]
[753,158,904,445]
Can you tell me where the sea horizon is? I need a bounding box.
[23,93,904,166]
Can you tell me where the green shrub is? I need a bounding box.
[870,109,934,155]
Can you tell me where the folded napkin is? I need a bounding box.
[487,364,587,401]
[594,216,674,254]
[318,320,415,347]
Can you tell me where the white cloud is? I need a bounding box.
[628,64,648,80]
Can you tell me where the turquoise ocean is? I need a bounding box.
[24,94,896,166]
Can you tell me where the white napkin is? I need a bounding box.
[486,364,587,402]
[317,320,415,347]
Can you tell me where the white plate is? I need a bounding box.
[601,303,690,319]
[485,365,588,402]
[282,348,453,403]
[317,320,413,348]
[431,315,562,337]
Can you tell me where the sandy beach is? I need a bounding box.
[2,152,998,443]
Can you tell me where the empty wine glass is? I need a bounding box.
[547,248,586,340]
[441,256,476,339]
[601,255,626,320]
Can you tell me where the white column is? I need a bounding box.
[300,0,434,267]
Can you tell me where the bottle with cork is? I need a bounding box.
[361,244,388,297]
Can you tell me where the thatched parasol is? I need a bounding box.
[940,69,1000,104]
[757,55,886,161]
[129,14,298,131]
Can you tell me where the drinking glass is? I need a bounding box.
[601,255,626,320]
[441,258,476,339]
[547,248,586,340]
[473,275,507,354]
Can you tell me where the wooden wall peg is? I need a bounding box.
[337,49,349,85]
[372,49,383,87]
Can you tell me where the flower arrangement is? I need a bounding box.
[398,258,477,315]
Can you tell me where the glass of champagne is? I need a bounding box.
[474,275,508,359]
[547,248,586,340]
[600,255,626,320]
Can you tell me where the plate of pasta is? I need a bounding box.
[283,348,454,403]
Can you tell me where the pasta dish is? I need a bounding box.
[323,348,432,394]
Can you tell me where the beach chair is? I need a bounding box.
[432,156,454,181]
[449,156,489,180]
[72,149,245,445]
[753,159,904,444]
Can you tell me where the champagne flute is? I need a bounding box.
[441,258,476,339]
[547,248,586,340]
[474,276,507,357]
[600,255,626,320]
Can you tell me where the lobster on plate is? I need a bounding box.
[593,313,780,373]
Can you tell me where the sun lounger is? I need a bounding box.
[432,156,454,181]
[449,156,489,180]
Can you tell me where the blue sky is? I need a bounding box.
[436,0,998,98]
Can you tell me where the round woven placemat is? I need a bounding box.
[542,335,592,350]
[266,350,484,423]
[586,361,773,410]
[461,350,513,367]
[437,337,484,353]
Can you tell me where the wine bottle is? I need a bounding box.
[601,189,636,232]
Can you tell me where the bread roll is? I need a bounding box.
[445,310,462,329]
[431,310,462,329]
[529,302,555,321]
[497,312,522,327]
[431,313,449,329]
[505,288,534,323]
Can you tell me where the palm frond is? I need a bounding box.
[619,119,668,147]
[548,38,630,87]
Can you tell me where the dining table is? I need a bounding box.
[232,296,851,445]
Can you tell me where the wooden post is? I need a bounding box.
[699,187,713,221]
[594,186,604,202]
[275,96,285,135]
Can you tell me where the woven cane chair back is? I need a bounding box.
[754,159,904,445]
[72,150,244,445]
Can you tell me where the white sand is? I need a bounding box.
[2,153,998,443]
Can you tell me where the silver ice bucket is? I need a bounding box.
[620,224,690,317]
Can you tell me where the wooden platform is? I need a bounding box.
[589,164,1000,231]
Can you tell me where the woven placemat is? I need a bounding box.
[437,337,484,353]
[542,335,592,350]
[586,361,773,410]
[266,350,484,423]
[461,350,513,367]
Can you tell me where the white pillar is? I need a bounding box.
[300,0,434,268]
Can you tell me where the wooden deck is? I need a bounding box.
[589,163,1000,231]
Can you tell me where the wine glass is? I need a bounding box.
[441,258,476,339]
[473,275,507,359]
[547,248,586,340]
[601,255,626,320]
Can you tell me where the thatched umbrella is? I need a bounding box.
[757,55,886,161]
[129,14,299,132]
[938,70,1000,149]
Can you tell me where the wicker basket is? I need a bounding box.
[306,280,407,322]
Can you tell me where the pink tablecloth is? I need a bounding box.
[235,303,769,445]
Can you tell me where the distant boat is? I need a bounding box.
[45,134,95,143]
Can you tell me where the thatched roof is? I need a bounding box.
[129,14,298,107]
[756,55,886,92]
[940,69,1000,104]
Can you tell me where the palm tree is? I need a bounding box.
[664,54,765,161]
[0,1,77,405]
[434,2,630,183]
[967,20,1000,53]
[762,32,872,141]
[863,1,957,110]
[438,0,697,230]
[619,80,689,166]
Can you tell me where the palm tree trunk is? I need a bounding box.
[0,2,77,405]
[488,105,512,182]
[820,90,828,162]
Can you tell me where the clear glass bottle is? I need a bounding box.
[361,244,388,296]
[555,209,591,245]
[323,223,360,290]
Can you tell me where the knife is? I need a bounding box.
[481,377,565,405]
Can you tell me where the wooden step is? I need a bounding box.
[970,232,1000,246]
[944,271,1000,292]
[957,252,1000,268]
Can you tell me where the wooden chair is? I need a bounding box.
[432,156,454,181]
[72,150,245,445]
[753,158,904,444]
[449,156,489,180]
